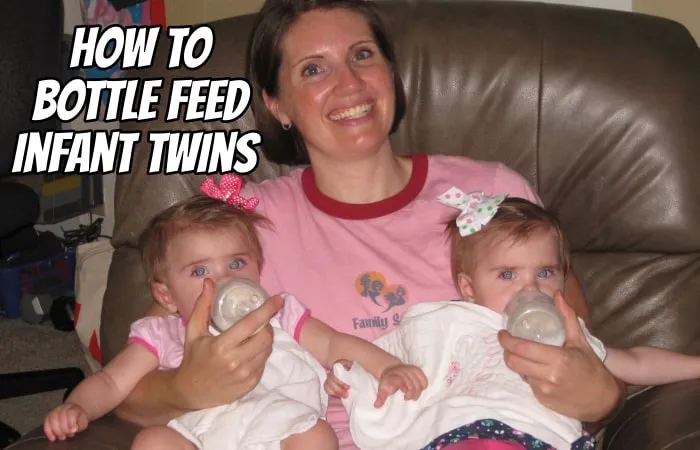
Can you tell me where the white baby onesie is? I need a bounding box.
[153,293,329,450]
[333,301,606,450]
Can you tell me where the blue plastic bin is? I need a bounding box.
[0,251,76,318]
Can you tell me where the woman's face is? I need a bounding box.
[265,8,396,164]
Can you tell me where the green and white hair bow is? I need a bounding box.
[437,187,507,237]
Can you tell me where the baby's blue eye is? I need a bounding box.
[499,271,514,280]
[230,259,246,270]
[192,267,208,277]
[538,269,553,278]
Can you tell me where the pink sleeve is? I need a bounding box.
[276,293,311,342]
[127,316,167,361]
[493,163,543,206]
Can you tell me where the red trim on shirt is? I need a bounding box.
[301,154,428,220]
[127,337,159,360]
[294,309,312,342]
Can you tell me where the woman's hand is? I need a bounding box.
[498,290,623,422]
[172,278,283,410]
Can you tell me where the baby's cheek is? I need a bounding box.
[479,295,511,314]
[543,277,565,294]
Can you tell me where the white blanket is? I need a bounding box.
[168,318,328,450]
[333,301,606,450]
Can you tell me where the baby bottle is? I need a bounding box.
[210,278,269,333]
[503,291,566,347]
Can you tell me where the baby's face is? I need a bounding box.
[154,228,261,321]
[458,227,565,314]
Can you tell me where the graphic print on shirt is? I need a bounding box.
[353,271,408,331]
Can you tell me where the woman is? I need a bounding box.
[117,0,624,448]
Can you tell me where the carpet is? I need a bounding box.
[0,316,91,436]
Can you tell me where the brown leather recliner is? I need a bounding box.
[9,1,700,449]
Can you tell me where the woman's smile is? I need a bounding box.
[328,102,374,122]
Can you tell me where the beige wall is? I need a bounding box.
[165,0,264,25]
[634,0,699,45]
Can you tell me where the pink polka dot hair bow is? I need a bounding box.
[199,174,259,212]
[437,187,507,237]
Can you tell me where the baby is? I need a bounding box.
[43,175,426,450]
[326,189,700,450]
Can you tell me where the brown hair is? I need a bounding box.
[446,197,571,292]
[246,0,407,165]
[138,195,271,284]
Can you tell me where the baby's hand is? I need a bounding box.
[43,403,89,442]
[375,364,428,408]
[324,359,353,399]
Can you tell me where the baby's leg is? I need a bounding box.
[281,419,338,450]
[131,425,196,450]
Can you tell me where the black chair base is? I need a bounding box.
[0,368,86,449]
[0,368,85,401]
[0,421,20,450]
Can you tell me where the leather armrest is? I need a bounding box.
[6,414,139,450]
[603,379,700,450]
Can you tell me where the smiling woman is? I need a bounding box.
[263,10,396,153]
[116,1,625,449]
[247,0,406,169]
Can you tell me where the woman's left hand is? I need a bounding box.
[497,291,623,422]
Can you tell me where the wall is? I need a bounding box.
[634,0,699,45]
[63,0,82,31]
[165,0,264,25]
[506,0,631,11]
[501,0,698,44]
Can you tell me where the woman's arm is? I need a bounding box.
[564,272,626,427]
[114,280,281,426]
[299,317,402,379]
[605,346,700,386]
[563,273,592,328]
[113,368,191,426]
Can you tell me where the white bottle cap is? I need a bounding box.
[504,291,566,347]
[210,278,269,333]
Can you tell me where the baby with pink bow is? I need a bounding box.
[42,175,427,450]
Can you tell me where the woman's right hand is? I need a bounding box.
[172,278,283,410]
